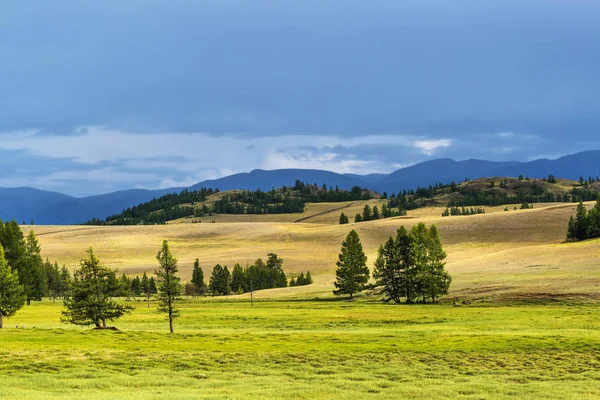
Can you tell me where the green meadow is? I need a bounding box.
[2,299,600,399]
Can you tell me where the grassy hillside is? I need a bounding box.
[27,200,599,302]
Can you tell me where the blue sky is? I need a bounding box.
[1,0,599,196]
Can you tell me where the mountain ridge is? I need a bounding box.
[1,150,599,224]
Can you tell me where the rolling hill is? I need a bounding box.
[1,150,599,224]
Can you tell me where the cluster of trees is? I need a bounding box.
[0,221,68,307]
[333,226,451,303]
[290,271,313,287]
[441,207,485,217]
[341,204,405,224]
[209,254,289,295]
[84,188,218,225]
[118,272,158,304]
[84,183,375,225]
[566,196,600,242]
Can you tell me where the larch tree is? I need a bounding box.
[156,240,182,333]
[0,246,26,329]
[61,248,132,328]
[334,230,369,299]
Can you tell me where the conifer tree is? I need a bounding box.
[61,248,131,328]
[156,240,182,333]
[354,213,363,223]
[362,205,372,222]
[22,230,47,305]
[339,212,349,224]
[267,253,287,288]
[0,246,26,329]
[423,225,451,302]
[141,272,151,307]
[119,273,132,300]
[131,276,142,297]
[372,206,380,220]
[191,259,206,295]
[231,263,246,293]
[574,202,589,241]
[305,271,313,284]
[149,277,158,295]
[334,230,369,299]
[58,265,72,298]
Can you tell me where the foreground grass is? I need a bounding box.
[1,299,600,399]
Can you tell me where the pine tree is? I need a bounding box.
[574,202,589,241]
[305,271,313,284]
[587,195,600,239]
[423,225,451,302]
[334,230,369,299]
[354,213,363,223]
[58,265,71,298]
[61,248,131,328]
[191,259,206,295]
[156,240,182,333]
[372,206,380,220]
[339,212,349,224]
[231,263,246,294]
[119,273,132,299]
[149,277,158,295]
[567,215,576,241]
[0,246,26,329]
[362,205,372,222]
[267,253,287,288]
[131,276,142,297]
[141,272,151,307]
[209,264,231,295]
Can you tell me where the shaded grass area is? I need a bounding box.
[2,300,600,399]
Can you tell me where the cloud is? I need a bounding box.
[412,139,452,155]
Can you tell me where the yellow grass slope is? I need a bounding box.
[29,201,599,301]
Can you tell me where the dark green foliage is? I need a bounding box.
[354,213,363,223]
[43,259,68,301]
[61,248,132,328]
[191,259,206,295]
[334,230,369,299]
[362,205,372,222]
[0,246,26,329]
[209,264,231,296]
[119,273,132,299]
[84,183,374,225]
[231,263,245,294]
[156,240,182,333]
[131,276,142,296]
[339,212,349,224]
[291,271,313,286]
[373,224,451,304]
[149,277,158,295]
[442,207,485,217]
[141,272,152,307]
[566,197,600,242]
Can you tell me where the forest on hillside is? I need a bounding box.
[84,181,374,225]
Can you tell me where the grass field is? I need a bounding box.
[2,299,600,399]
[25,201,600,301]
[4,199,600,399]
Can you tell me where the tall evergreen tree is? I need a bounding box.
[191,259,206,295]
[372,206,380,220]
[131,276,142,297]
[141,272,151,307]
[334,230,369,299]
[574,202,589,241]
[354,213,363,223]
[149,277,158,295]
[23,230,47,305]
[422,225,451,302]
[61,248,131,328]
[156,240,182,333]
[339,212,349,224]
[587,195,600,239]
[58,265,72,298]
[362,205,372,222]
[231,263,246,293]
[0,246,26,329]
[267,253,287,288]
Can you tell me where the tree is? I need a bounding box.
[141,272,151,307]
[58,265,72,298]
[22,230,47,305]
[422,225,451,303]
[372,206,380,220]
[191,259,206,295]
[339,212,349,224]
[156,240,182,333]
[61,248,132,328]
[266,253,287,288]
[362,205,372,222]
[574,202,589,241]
[231,263,246,294]
[0,246,26,329]
[149,277,158,295]
[334,230,369,299]
[305,271,313,284]
[209,264,231,295]
[119,273,132,300]
[131,276,142,297]
[354,213,363,223]
[587,195,600,239]
[184,282,196,299]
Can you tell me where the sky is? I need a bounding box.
[1,0,599,196]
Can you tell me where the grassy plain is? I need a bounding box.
[2,299,600,400]
[4,199,600,399]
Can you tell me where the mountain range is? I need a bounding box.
[1,150,598,225]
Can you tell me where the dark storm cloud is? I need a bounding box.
[1,1,599,194]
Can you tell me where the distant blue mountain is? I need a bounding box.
[1,150,599,224]
[189,169,369,191]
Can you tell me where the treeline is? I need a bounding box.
[84,188,218,225]
[566,196,600,242]
[442,207,486,217]
[84,182,375,225]
[386,176,600,211]
[339,203,406,224]
[333,225,451,303]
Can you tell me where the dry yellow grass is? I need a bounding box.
[27,201,599,301]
